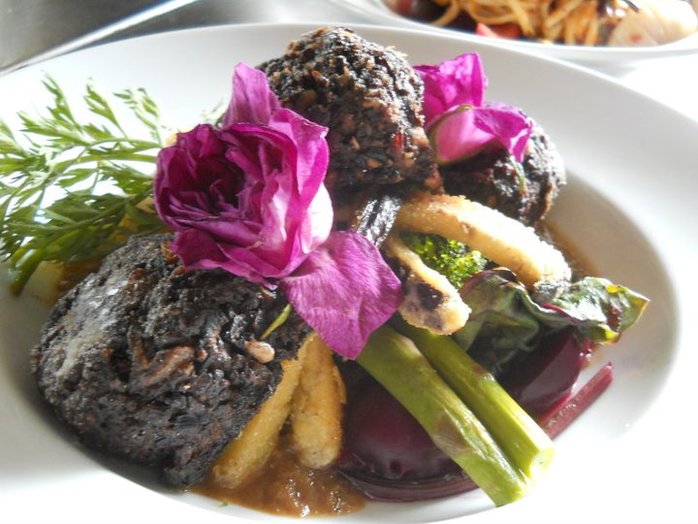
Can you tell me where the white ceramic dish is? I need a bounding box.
[1,22,697,524]
[331,0,698,66]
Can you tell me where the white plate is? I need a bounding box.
[1,22,697,524]
[331,0,698,66]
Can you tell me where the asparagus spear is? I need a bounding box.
[393,319,555,483]
[357,326,530,506]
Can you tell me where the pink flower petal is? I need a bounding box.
[475,102,533,162]
[428,105,492,163]
[223,63,282,126]
[415,53,486,125]
[429,104,532,163]
[280,231,403,359]
[155,97,331,285]
[415,53,532,162]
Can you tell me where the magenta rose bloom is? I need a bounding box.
[155,66,331,286]
[154,63,401,359]
[415,53,532,163]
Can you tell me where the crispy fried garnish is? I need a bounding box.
[207,341,308,489]
[384,234,471,335]
[289,334,346,470]
[396,193,571,287]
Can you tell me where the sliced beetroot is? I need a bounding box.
[539,362,614,439]
[340,469,477,502]
[339,376,475,501]
[498,328,591,418]
[340,379,462,482]
[337,352,614,502]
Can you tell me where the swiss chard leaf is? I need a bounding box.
[453,269,649,374]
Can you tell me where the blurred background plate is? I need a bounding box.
[330,0,698,66]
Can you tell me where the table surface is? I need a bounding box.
[1,0,697,122]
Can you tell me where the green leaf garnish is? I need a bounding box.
[0,76,168,293]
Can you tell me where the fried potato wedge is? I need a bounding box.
[207,341,308,489]
[289,333,346,470]
[396,193,571,287]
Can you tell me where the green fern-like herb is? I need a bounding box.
[0,77,168,293]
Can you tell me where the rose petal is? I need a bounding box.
[155,113,332,284]
[280,231,403,359]
[415,53,486,126]
[269,107,330,204]
[428,105,493,163]
[429,104,533,163]
[172,228,290,287]
[223,63,282,126]
[219,118,332,273]
[474,102,533,162]
[155,124,239,229]
[415,53,532,162]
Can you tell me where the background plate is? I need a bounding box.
[329,0,698,66]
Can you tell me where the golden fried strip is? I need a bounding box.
[396,193,571,287]
[289,333,346,470]
[207,340,309,489]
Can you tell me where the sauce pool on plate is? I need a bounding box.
[194,434,366,517]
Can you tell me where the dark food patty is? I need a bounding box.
[260,26,438,192]
[31,234,310,487]
[441,123,566,226]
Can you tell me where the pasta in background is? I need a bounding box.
[418,0,697,46]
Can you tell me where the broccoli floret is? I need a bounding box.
[400,232,487,289]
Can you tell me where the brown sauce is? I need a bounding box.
[194,440,366,517]
[538,221,596,278]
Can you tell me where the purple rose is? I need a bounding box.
[154,63,401,359]
[155,65,331,286]
[415,53,532,163]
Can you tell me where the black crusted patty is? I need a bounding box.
[31,234,310,487]
[441,123,566,226]
[260,26,438,191]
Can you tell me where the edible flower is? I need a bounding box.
[154,63,402,359]
[415,53,532,163]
